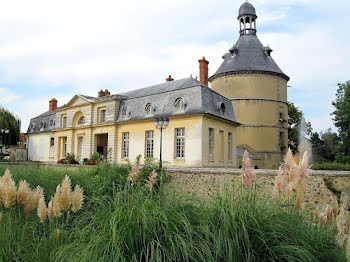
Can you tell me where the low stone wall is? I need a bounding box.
[166,167,350,254]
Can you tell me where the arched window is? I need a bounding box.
[40,121,46,130]
[121,107,130,119]
[174,98,187,111]
[78,116,85,125]
[217,102,226,115]
[145,102,155,115]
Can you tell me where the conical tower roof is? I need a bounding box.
[209,2,289,82]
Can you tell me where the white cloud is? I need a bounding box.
[0,88,20,103]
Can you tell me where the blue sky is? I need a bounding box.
[0,0,349,133]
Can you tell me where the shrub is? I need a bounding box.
[311,162,350,171]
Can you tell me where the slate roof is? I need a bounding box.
[27,110,57,133]
[209,34,289,81]
[238,2,256,18]
[117,78,239,124]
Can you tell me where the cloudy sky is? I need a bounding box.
[0,0,349,132]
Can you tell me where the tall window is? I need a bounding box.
[209,128,214,159]
[219,130,224,161]
[145,130,154,158]
[228,132,232,160]
[279,131,284,145]
[122,132,129,158]
[50,137,55,146]
[63,137,67,156]
[62,115,67,128]
[175,128,185,158]
[101,109,106,122]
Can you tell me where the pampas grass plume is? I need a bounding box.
[33,186,44,208]
[241,150,255,189]
[17,180,30,206]
[326,204,333,223]
[128,164,140,187]
[61,175,72,211]
[5,179,16,208]
[37,197,47,222]
[71,185,84,213]
[47,197,54,221]
[24,190,34,219]
[53,185,62,217]
[147,170,158,194]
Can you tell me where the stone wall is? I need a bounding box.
[165,167,350,254]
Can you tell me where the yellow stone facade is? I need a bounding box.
[53,95,238,167]
[211,74,288,169]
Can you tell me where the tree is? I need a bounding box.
[331,81,350,156]
[0,107,21,146]
[311,129,340,162]
[288,102,312,154]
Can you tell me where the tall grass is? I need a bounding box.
[0,160,347,262]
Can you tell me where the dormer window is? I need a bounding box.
[50,119,55,127]
[145,102,156,115]
[174,98,187,112]
[121,107,130,119]
[40,121,46,130]
[217,102,226,115]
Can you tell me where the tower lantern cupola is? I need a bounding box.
[238,1,257,36]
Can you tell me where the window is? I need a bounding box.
[228,133,232,160]
[62,115,67,128]
[145,130,154,158]
[279,131,284,145]
[145,103,155,115]
[219,130,224,161]
[63,137,67,156]
[121,107,129,119]
[122,132,129,158]
[50,138,54,146]
[175,128,185,158]
[101,109,106,122]
[78,116,85,125]
[174,98,186,111]
[209,128,214,159]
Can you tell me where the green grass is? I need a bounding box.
[0,163,347,262]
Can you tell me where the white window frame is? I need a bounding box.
[209,128,214,159]
[228,132,232,160]
[122,132,129,158]
[145,130,154,158]
[175,128,185,159]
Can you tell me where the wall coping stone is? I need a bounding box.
[165,167,350,177]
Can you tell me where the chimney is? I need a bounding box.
[104,89,110,96]
[98,89,105,97]
[166,75,174,82]
[198,56,209,86]
[49,98,58,112]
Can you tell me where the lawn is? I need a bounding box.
[0,153,347,262]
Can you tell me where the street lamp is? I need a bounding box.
[154,117,169,170]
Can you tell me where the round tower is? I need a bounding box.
[209,1,289,169]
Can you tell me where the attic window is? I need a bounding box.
[121,107,130,119]
[174,98,187,112]
[31,123,35,131]
[145,102,156,115]
[40,121,46,130]
[50,119,55,127]
[217,102,226,115]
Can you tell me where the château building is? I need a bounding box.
[27,1,288,169]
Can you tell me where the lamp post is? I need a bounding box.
[154,117,169,170]
[0,128,10,160]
